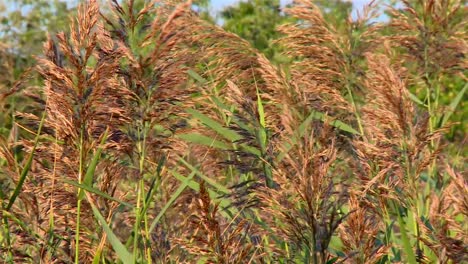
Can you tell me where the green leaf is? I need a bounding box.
[187,108,242,142]
[177,133,230,149]
[183,108,261,157]
[178,156,229,194]
[169,169,235,218]
[210,96,251,132]
[310,111,359,135]
[408,91,424,106]
[187,69,207,84]
[396,209,418,264]
[210,96,232,112]
[149,170,196,233]
[277,110,358,162]
[90,203,133,264]
[62,179,133,208]
[206,96,263,156]
[255,86,266,128]
[144,155,166,206]
[6,111,46,211]
[78,129,108,200]
[440,82,467,127]
[240,144,262,157]
[255,85,268,153]
[170,169,200,191]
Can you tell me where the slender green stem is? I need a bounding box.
[75,125,85,264]
[133,180,142,262]
[133,119,149,262]
[345,82,364,137]
[402,135,422,258]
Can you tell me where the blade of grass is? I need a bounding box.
[170,169,200,191]
[408,91,424,106]
[186,108,242,142]
[6,111,46,211]
[169,169,234,218]
[210,96,252,133]
[62,179,133,208]
[440,82,467,127]
[177,133,230,149]
[396,208,418,264]
[254,85,274,187]
[255,85,266,128]
[143,155,166,207]
[1,210,41,240]
[78,129,108,200]
[310,111,359,135]
[187,69,207,84]
[148,170,196,233]
[276,110,358,162]
[177,156,229,193]
[89,196,134,264]
[254,83,267,149]
[76,128,109,263]
[186,98,262,157]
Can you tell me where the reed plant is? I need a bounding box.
[0,0,466,263]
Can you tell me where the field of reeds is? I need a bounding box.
[0,0,466,263]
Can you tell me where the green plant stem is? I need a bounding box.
[75,125,85,264]
[345,82,364,137]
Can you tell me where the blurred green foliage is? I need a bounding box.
[0,0,73,74]
[0,0,74,140]
[219,0,353,62]
[220,0,288,60]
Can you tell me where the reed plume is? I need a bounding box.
[6,0,133,261]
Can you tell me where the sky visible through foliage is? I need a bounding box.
[213,0,396,23]
[211,0,381,15]
[1,0,390,24]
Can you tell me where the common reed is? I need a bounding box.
[0,0,466,263]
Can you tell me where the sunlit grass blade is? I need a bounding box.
[76,129,109,262]
[254,85,274,187]
[89,198,134,264]
[310,111,360,135]
[62,179,133,208]
[78,129,108,200]
[177,133,230,149]
[255,85,266,128]
[186,108,242,142]
[187,69,207,84]
[148,170,196,233]
[277,110,359,162]
[170,169,200,191]
[1,210,40,240]
[408,91,424,106]
[210,96,252,132]
[440,82,467,127]
[177,156,229,194]
[396,208,418,264]
[254,84,268,150]
[187,96,262,157]
[6,111,46,211]
[144,155,166,206]
[169,169,235,218]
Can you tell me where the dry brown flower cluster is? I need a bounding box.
[0,0,466,263]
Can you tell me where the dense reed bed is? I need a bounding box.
[0,0,466,263]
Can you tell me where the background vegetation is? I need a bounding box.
[0,0,466,263]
